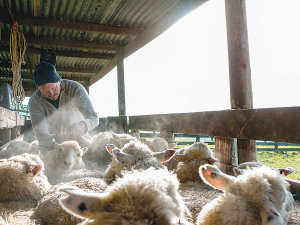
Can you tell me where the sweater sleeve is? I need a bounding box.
[73,82,99,132]
[28,97,55,146]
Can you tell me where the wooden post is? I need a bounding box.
[117,47,127,133]
[215,137,236,175]
[225,0,256,164]
[84,78,90,94]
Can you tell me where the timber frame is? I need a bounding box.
[0,0,299,198]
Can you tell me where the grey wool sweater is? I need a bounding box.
[28,79,99,146]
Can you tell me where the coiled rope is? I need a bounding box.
[10,21,27,106]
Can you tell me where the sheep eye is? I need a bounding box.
[77,154,81,157]
[211,172,217,178]
[58,148,63,153]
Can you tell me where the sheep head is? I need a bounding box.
[54,141,88,171]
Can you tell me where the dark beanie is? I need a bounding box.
[33,61,61,86]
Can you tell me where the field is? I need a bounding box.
[258,151,300,180]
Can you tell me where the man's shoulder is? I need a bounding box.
[29,90,41,103]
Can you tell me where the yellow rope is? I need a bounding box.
[10,21,27,106]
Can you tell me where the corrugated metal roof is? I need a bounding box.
[0,0,207,95]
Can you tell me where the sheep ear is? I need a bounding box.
[279,167,295,176]
[140,138,147,144]
[59,186,104,219]
[207,157,218,164]
[28,165,42,177]
[260,203,284,225]
[132,132,140,140]
[112,149,135,165]
[168,142,177,149]
[81,147,88,156]
[173,154,188,162]
[233,167,243,176]
[111,132,120,140]
[199,165,234,191]
[153,149,176,163]
[106,144,117,155]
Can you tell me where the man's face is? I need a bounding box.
[39,81,61,101]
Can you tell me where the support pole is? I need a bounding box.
[117,47,127,133]
[224,0,256,164]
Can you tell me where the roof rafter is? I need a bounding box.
[0,44,114,60]
[14,16,143,37]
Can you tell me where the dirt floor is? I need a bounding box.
[0,182,299,225]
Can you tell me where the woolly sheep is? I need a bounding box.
[59,168,192,225]
[0,153,50,202]
[42,141,88,184]
[31,177,107,225]
[173,142,217,182]
[104,140,175,182]
[140,137,177,152]
[233,161,295,177]
[0,141,40,159]
[83,132,139,170]
[197,164,293,225]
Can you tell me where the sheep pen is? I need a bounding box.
[0,175,299,224]
[1,138,299,224]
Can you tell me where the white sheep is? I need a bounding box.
[31,177,107,225]
[0,140,40,159]
[0,153,51,202]
[173,142,217,182]
[83,132,139,170]
[197,164,293,225]
[233,161,295,177]
[140,137,177,152]
[59,168,192,225]
[104,140,175,182]
[42,141,88,184]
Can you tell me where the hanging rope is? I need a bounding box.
[10,21,27,106]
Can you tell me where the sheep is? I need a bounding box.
[233,161,295,177]
[83,131,139,170]
[104,140,175,182]
[197,164,293,225]
[59,168,192,225]
[41,141,88,184]
[0,153,51,202]
[0,140,40,159]
[31,177,107,225]
[140,137,177,152]
[173,142,217,182]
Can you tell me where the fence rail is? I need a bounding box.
[138,132,300,151]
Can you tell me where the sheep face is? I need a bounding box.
[59,169,190,225]
[54,141,87,171]
[104,141,173,182]
[174,142,217,182]
[197,165,293,225]
[0,153,50,202]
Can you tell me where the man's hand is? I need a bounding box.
[65,121,87,140]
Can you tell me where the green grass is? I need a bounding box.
[257,151,300,180]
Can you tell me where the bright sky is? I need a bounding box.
[26,0,300,117]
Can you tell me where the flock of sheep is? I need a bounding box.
[0,131,299,225]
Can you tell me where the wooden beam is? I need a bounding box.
[225,0,255,163]
[128,107,300,144]
[0,44,114,60]
[90,0,209,85]
[14,16,143,37]
[0,62,100,73]
[117,47,126,116]
[1,34,117,51]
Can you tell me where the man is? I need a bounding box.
[28,61,99,151]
